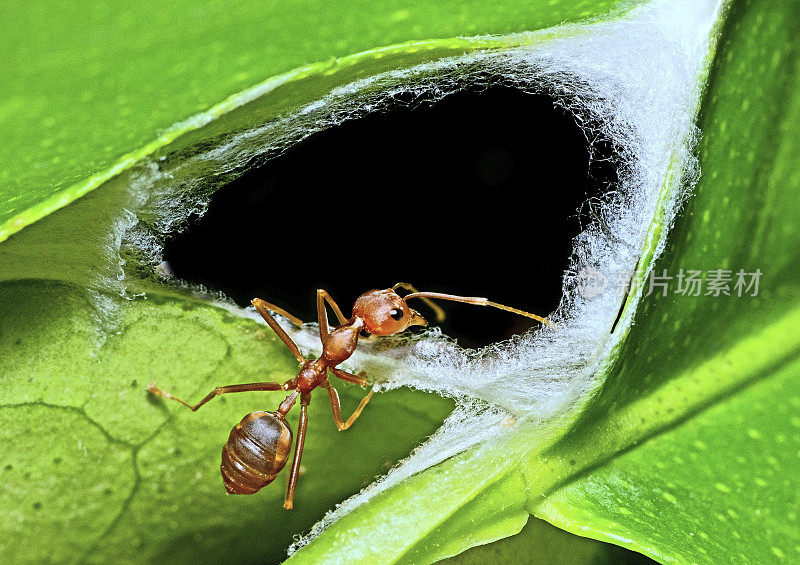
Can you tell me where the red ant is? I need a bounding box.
[147,283,550,509]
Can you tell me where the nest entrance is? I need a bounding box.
[163,84,618,347]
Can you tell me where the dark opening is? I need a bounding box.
[163,83,617,347]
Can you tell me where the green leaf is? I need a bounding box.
[0,0,631,243]
[441,516,653,565]
[0,280,453,563]
[532,0,800,560]
[536,355,800,563]
[3,0,799,563]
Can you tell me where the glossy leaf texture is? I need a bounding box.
[533,0,800,560]
[0,280,454,563]
[0,0,630,242]
[442,517,654,565]
[289,0,800,562]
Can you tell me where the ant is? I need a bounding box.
[147,283,550,509]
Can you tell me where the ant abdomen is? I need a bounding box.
[221,411,293,495]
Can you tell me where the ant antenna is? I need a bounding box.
[403,291,553,327]
[392,282,446,322]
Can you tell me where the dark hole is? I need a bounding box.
[163,83,617,347]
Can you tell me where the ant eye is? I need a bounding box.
[389,308,404,321]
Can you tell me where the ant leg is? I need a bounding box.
[147,381,285,411]
[321,381,374,431]
[330,367,368,387]
[318,290,349,325]
[249,298,304,327]
[392,282,446,323]
[316,289,348,341]
[284,391,311,510]
[252,298,306,363]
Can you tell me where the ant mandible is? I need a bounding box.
[147,282,550,509]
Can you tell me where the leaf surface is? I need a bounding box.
[531,1,800,561]
[0,0,630,242]
[0,280,453,563]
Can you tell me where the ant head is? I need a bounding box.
[352,289,427,336]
